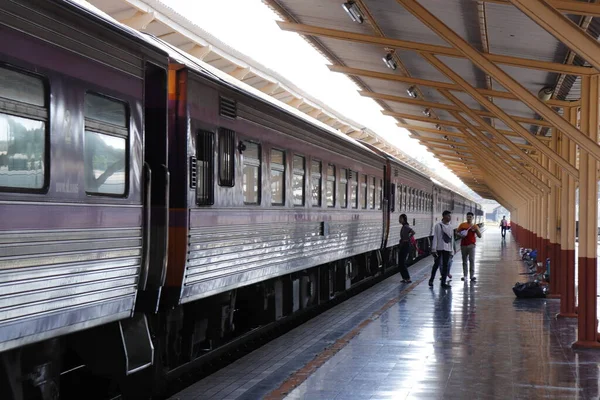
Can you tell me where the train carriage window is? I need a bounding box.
[195,130,214,206]
[397,185,402,211]
[369,177,375,209]
[326,164,335,207]
[311,160,322,206]
[377,179,382,210]
[270,149,285,205]
[360,174,367,209]
[339,168,348,208]
[0,67,47,190]
[84,93,128,196]
[415,189,419,211]
[292,155,305,206]
[218,128,235,187]
[350,171,358,209]
[242,141,260,204]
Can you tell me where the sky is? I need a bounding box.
[161,0,478,196]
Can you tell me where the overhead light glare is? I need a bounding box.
[407,86,418,98]
[382,52,397,70]
[342,1,364,24]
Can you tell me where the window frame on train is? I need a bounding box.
[311,159,322,207]
[218,127,235,187]
[349,170,358,209]
[292,154,305,207]
[369,176,375,209]
[360,174,367,209]
[326,163,335,208]
[0,64,49,193]
[270,148,285,206]
[339,167,348,209]
[83,91,129,197]
[242,140,261,205]
[377,179,382,210]
[195,130,214,206]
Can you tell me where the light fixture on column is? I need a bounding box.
[382,52,397,70]
[342,1,364,24]
[406,86,418,98]
[537,86,554,101]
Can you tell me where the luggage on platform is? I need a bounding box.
[512,281,546,298]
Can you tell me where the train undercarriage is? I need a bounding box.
[0,238,431,400]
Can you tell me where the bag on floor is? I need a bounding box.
[512,282,546,298]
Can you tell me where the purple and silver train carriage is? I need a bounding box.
[0,1,482,398]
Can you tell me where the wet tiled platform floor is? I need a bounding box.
[171,228,600,400]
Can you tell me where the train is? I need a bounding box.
[0,0,482,398]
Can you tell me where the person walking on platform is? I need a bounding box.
[429,210,454,289]
[398,214,415,284]
[500,216,508,239]
[458,212,482,282]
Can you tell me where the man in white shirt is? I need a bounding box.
[429,210,454,288]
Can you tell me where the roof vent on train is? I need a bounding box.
[219,96,237,119]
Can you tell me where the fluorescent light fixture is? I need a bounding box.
[406,86,418,98]
[342,1,364,24]
[382,52,397,70]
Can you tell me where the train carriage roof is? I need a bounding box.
[143,34,388,159]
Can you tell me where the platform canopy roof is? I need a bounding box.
[83,0,485,201]
[262,0,600,203]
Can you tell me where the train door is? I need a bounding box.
[138,62,169,312]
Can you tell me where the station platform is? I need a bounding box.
[170,228,600,400]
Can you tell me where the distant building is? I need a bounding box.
[485,205,509,223]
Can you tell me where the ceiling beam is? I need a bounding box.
[509,0,600,72]
[119,11,155,30]
[423,53,579,180]
[396,0,600,167]
[330,65,572,108]
[382,110,468,128]
[277,21,593,76]
[484,0,600,18]
[442,90,560,187]
[398,123,465,137]
[360,90,553,127]
[414,136,468,147]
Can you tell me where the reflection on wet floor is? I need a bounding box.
[285,228,600,400]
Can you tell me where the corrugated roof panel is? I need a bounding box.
[274,0,376,35]
[395,50,455,84]
[436,55,487,89]
[365,0,450,46]
[418,0,483,49]
[486,3,568,62]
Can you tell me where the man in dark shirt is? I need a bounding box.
[398,214,415,283]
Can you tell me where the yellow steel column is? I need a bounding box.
[573,75,600,348]
[558,109,578,317]
[548,132,560,296]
